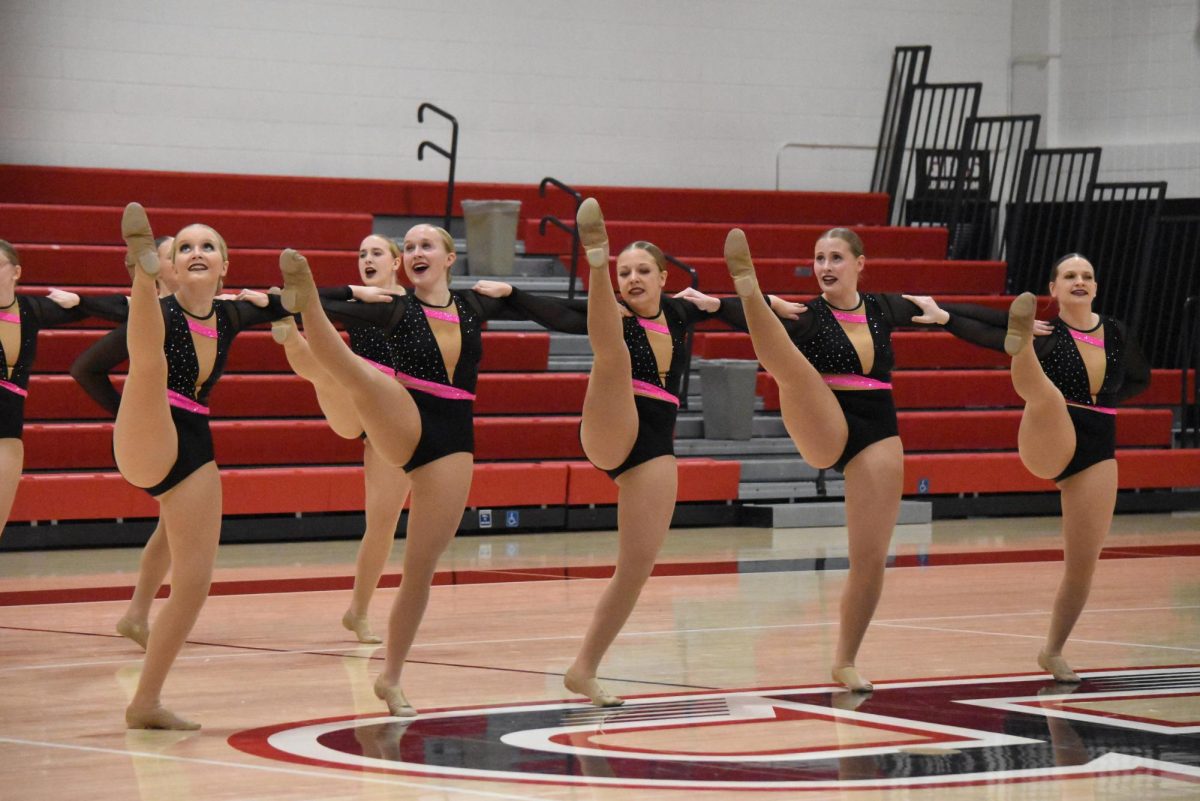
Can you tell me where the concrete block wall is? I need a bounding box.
[0,0,1013,191]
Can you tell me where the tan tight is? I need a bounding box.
[1009,338,1116,680]
[0,438,23,537]
[113,246,220,729]
[726,234,899,691]
[276,323,411,641]
[281,254,467,708]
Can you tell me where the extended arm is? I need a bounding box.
[69,326,128,416]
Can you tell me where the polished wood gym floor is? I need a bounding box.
[2,512,1198,799]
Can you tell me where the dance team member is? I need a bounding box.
[692,226,979,692]
[942,254,1149,682]
[103,203,291,729]
[474,199,800,706]
[0,239,91,535]
[271,234,412,644]
[276,223,529,717]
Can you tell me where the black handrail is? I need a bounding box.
[1182,295,1199,447]
[417,103,459,232]
[664,254,701,409]
[538,177,584,299]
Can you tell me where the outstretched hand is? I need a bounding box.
[471,280,513,298]
[769,296,808,320]
[46,288,81,309]
[351,285,404,303]
[901,294,951,326]
[218,288,271,307]
[673,286,721,313]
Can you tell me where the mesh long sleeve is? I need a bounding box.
[502,288,589,334]
[1115,321,1151,403]
[69,326,128,416]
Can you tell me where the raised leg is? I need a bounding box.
[116,517,171,649]
[373,452,474,716]
[278,249,421,466]
[113,204,177,488]
[342,440,411,643]
[1007,293,1075,479]
[575,199,638,469]
[1039,459,1117,682]
[832,436,904,691]
[566,455,677,706]
[124,462,222,730]
[0,438,23,536]
[274,318,365,439]
[724,229,847,468]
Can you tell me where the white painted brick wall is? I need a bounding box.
[0,0,1014,190]
[1057,0,1200,196]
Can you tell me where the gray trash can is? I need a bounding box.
[461,199,521,275]
[699,359,759,440]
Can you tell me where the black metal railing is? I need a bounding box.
[1140,215,1200,368]
[1004,147,1101,293]
[537,177,583,299]
[871,45,931,211]
[890,82,982,229]
[1181,295,1200,447]
[937,115,1041,261]
[1079,181,1166,333]
[417,103,459,232]
[664,254,700,410]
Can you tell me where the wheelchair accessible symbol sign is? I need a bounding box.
[917,478,930,494]
[505,510,520,527]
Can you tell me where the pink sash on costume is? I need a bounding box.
[822,374,892,390]
[423,306,459,324]
[186,318,218,339]
[1067,401,1116,416]
[631,379,680,407]
[395,370,475,401]
[638,318,670,335]
[831,309,868,324]
[0,380,28,398]
[0,311,19,325]
[1068,328,1104,349]
[167,389,210,415]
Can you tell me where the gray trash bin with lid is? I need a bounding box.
[461,199,521,275]
[699,359,758,440]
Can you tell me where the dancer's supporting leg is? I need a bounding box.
[0,438,23,535]
[116,519,170,649]
[372,452,473,716]
[1039,460,1117,682]
[278,250,421,466]
[272,317,365,439]
[724,230,846,468]
[342,440,411,643]
[565,455,677,706]
[575,198,638,470]
[1007,292,1075,479]
[833,437,904,692]
[125,464,221,730]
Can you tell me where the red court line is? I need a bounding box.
[3,542,1197,607]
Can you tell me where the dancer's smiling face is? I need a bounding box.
[616,247,666,309]
[402,225,456,290]
[1049,255,1097,309]
[359,235,401,288]
[172,225,228,291]
[813,236,864,297]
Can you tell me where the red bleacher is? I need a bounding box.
[2,164,1197,527]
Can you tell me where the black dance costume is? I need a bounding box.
[944,307,1150,481]
[719,293,953,472]
[0,295,86,439]
[501,290,717,479]
[319,287,521,473]
[73,294,290,495]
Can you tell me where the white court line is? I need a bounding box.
[5,602,1199,673]
[874,621,1200,654]
[0,736,542,801]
